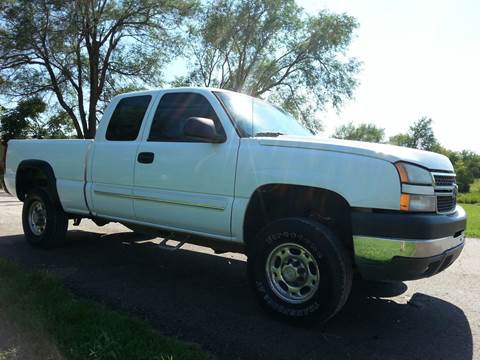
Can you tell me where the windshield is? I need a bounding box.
[214,91,312,137]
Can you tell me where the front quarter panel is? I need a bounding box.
[232,139,401,240]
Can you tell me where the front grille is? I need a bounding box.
[434,174,456,187]
[436,195,456,213]
[433,173,457,213]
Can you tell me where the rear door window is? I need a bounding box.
[106,95,151,141]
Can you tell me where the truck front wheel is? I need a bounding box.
[247,218,352,323]
[22,188,68,248]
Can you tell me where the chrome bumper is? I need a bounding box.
[351,207,466,281]
[353,232,465,281]
[353,232,465,263]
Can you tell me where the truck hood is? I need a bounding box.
[258,135,454,172]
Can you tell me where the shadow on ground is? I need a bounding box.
[0,230,473,360]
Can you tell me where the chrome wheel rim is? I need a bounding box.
[265,243,320,304]
[28,200,47,236]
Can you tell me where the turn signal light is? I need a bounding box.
[400,194,410,211]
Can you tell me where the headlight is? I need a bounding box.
[395,162,433,185]
[396,162,435,212]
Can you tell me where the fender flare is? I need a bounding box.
[16,160,62,208]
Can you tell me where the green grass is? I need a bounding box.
[461,203,480,238]
[458,178,480,237]
[0,259,208,360]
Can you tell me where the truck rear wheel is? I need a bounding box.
[247,218,352,323]
[22,188,68,248]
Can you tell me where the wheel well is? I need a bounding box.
[16,160,61,206]
[243,184,352,252]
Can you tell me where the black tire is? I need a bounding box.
[22,188,68,248]
[247,217,352,323]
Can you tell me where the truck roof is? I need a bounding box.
[115,87,235,99]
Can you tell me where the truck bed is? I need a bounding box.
[4,139,93,214]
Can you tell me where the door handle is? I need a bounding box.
[137,152,154,164]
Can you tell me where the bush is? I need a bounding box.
[457,192,480,204]
[470,179,480,193]
[457,179,480,204]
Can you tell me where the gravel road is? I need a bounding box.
[0,191,478,360]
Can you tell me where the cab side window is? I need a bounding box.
[106,95,151,141]
[148,92,223,142]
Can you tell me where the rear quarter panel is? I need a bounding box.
[5,139,92,214]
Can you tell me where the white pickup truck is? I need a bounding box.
[3,88,466,322]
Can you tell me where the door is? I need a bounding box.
[89,94,152,220]
[133,91,239,238]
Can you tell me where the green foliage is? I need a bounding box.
[0,259,207,360]
[388,133,412,148]
[0,0,197,138]
[0,97,45,143]
[470,178,480,193]
[389,117,438,151]
[180,0,360,133]
[388,117,480,192]
[332,122,385,143]
[36,111,76,139]
[436,148,480,193]
[407,117,438,151]
[456,161,476,193]
[457,193,480,204]
[0,98,74,143]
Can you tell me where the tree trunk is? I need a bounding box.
[86,37,99,140]
[86,111,97,139]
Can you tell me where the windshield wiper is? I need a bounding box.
[254,132,284,137]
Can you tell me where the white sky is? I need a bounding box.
[4,1,478,152]
[299,0,480,152]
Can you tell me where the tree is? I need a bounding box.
[453,151,480,193]
[389,117,438,151]
[406,117,438,151]
[179,0,360,132]
[388,133,412,148]
[332,122,385,143]
[0,97,46,143]
[32,111,76,139]
[0,98,75,143]
[0,0,196,138]
[389,117,480,192]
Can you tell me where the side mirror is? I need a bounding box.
[183,117,226,143]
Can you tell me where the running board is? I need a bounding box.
[157,233,189,251]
